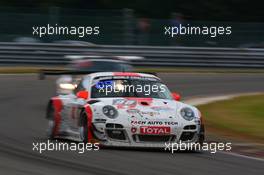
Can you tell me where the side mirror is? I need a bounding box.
[171,92,181,101]
[76,91,89,100]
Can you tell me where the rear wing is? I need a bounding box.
[38,69,97,80]
[38,68,157,80]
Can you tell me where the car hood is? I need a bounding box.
[95,97,180,120]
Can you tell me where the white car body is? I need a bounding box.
[47,72,204,148]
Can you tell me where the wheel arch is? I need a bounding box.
[82,104,94,142]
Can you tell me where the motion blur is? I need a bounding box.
[0,1,263,175]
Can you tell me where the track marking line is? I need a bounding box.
[184,92,264,106]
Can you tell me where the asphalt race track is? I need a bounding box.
[0,73,263,175]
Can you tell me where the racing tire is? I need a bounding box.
[79,110,89,143]
[199,124,205,145]
[46,103,56,139]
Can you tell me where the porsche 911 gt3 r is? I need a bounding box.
[46,72,204,148]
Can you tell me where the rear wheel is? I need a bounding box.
[46,104,56,139]
[79,110,89,143]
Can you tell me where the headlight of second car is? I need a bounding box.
[102,105,118,119]
[180,107,195,121]
[59,83,76,90]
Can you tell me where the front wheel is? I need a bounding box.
[199,124,205,145]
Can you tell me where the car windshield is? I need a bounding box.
[91,78,172,99]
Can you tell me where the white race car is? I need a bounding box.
[46,72,204,148]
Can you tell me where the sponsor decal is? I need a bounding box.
[131,120,178,126]
[151,106,174,112]
[164,121,178,125]
[127,109,160,117]
[113,99,137,106]
[125,97,153,106]
[131,120,147,125]
[113,99,137,109]
[126,109,140,114]
[140,111,160,116]
[140,126,171,135]
[131,127,137,133]
[96,80,113,89]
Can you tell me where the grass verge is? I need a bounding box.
[198,94,264,143]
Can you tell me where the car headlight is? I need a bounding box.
[102,105,118,119]
[180,107,195,121]
[59,83,76,90]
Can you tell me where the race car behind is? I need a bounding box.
[40,55,143,94]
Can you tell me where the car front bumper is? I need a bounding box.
[93,123,204,148]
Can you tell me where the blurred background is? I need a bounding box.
[0,1,263,174]
[0,0,263,47]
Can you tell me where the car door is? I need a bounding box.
[60,80,86,137]
[68,81,87,134]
